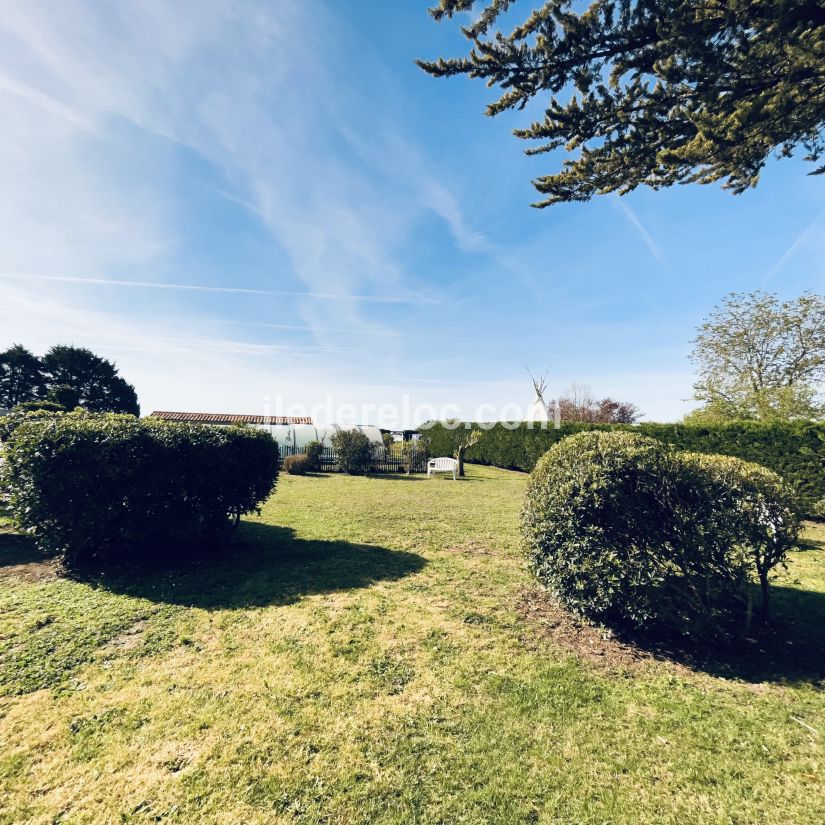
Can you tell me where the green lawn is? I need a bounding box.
[1,465,823,824]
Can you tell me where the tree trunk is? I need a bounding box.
[759,569,771,621]
[221,510,242,544]
[457,444,466,477]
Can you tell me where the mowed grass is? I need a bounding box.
[0,465,823,824]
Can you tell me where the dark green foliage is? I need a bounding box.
[42,346,139,416]
[679,452,800,618]
[331,429,372,475]
[522,432,674,629]
[637,422,825,514]
[0,412,279,566]
[0,344,139,415]
[0,344,44,408]
[420,1,825,205]
[9,400,66,415]
[304,440,324,472]
[283,454,312,475]
[420,420,825,514]
[46,384,81,410]
[521,432,797,635]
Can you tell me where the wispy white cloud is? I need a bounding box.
[0,0,459,359]
[612,196,665,261]
[0,70,96,130]
[0,282,367,412]
[0,0,702,423]
[339,125,493,257]
[105,338,357,357]
[762,207,825,286]
[0,273,434,304]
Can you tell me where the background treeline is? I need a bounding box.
[420,421,825,515]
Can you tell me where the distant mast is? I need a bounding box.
[525,366,551,423]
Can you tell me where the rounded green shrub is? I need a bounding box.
[0,411,279,566]
[522,431,680,629]
[331,429,372,475]
[304,440,324,472]
[678,452,799,618]
[521,431,759,635]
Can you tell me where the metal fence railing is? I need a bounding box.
[278,444,429,474]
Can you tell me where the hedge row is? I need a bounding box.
[0,412,279,565]
[419,421,825,513]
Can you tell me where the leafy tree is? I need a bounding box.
[46,384,81,410]
[41,346,140,416]
[0,344,44,408]
[689,291,825,422]
[555,384,641,423]
[418,1,825,205]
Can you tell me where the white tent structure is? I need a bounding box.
[149,412,383,448]
[525,367,551,424]
[269,422,383,450]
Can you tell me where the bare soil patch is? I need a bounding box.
[0,530,58,581]
[517,585,825,686]
[104,620,149,652]
[0,559,59,583]
[517,587,658,672]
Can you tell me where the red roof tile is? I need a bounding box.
[150,411,313,426]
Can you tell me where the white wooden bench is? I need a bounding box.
[427,456,458,480]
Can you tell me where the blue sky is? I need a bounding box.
[0,0,823,425]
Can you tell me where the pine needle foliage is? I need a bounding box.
[419,1,825,205]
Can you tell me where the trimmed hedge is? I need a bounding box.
[420,420,825,514]
[677,451,799,623]
[521,432,799,636]
[0,412,279,565]
[522,431,694,631]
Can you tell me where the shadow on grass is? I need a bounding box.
[613,583,825,685]
[0,530,53,567]
[74,522,426,610]
[794,536,823,552]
